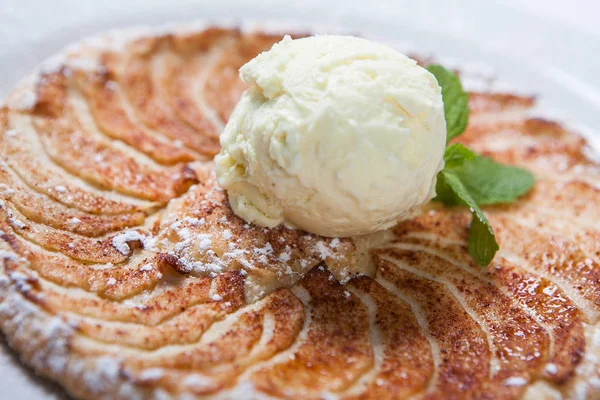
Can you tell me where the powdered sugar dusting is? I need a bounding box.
[42,317,73,374]
[10,90,37,110]
[37,55,66,76]
[197,234,212,251]
[183,373,215,390]
[139,263,153,272]
[68,217,81,226]
[9,216,26,229]
[85,356,121,394]
[278,251,291,262]
[254,243,273,257]
[313,241,333,260]
[139,368,164,381]
[0,250,21,263]
[105,80,118,91]
[9,271,33,292]
[0,201,27,229]
[544,363,558,375]
[504,376,527,387]
[111,231,153,255]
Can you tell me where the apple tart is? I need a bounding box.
[0,26,599,399]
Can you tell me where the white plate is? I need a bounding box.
[1,0,599,398]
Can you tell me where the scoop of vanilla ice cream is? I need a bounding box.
[215,35,446,237]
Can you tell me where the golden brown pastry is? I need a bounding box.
[0,26,599,399]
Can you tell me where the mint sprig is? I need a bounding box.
[426,65,534,266]
[427,65,470,143]
[444,157,535,206]
[439,171,499,265]
[442,143,476,168]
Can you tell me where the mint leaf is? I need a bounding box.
[427,63,533,267]
[469,211,499,267]
[435,154,533,265]
[434,144,478,204]
[447,157,535,205]
[435,168,461,205]
[440,171,499,266]
[443,143,476,168]
[426,64,470,142]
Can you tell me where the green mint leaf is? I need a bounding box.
[441,171,499,266]
[434,168,461,205]
[426,64,470,143]
[434,144,477,205]
[426,63,533,267]
[443,143,477,168]
[447,157,535,205]
[468,210,500,267]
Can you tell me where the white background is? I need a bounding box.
[0,0,599,398]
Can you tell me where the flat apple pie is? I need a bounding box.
[0,25,599,399]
